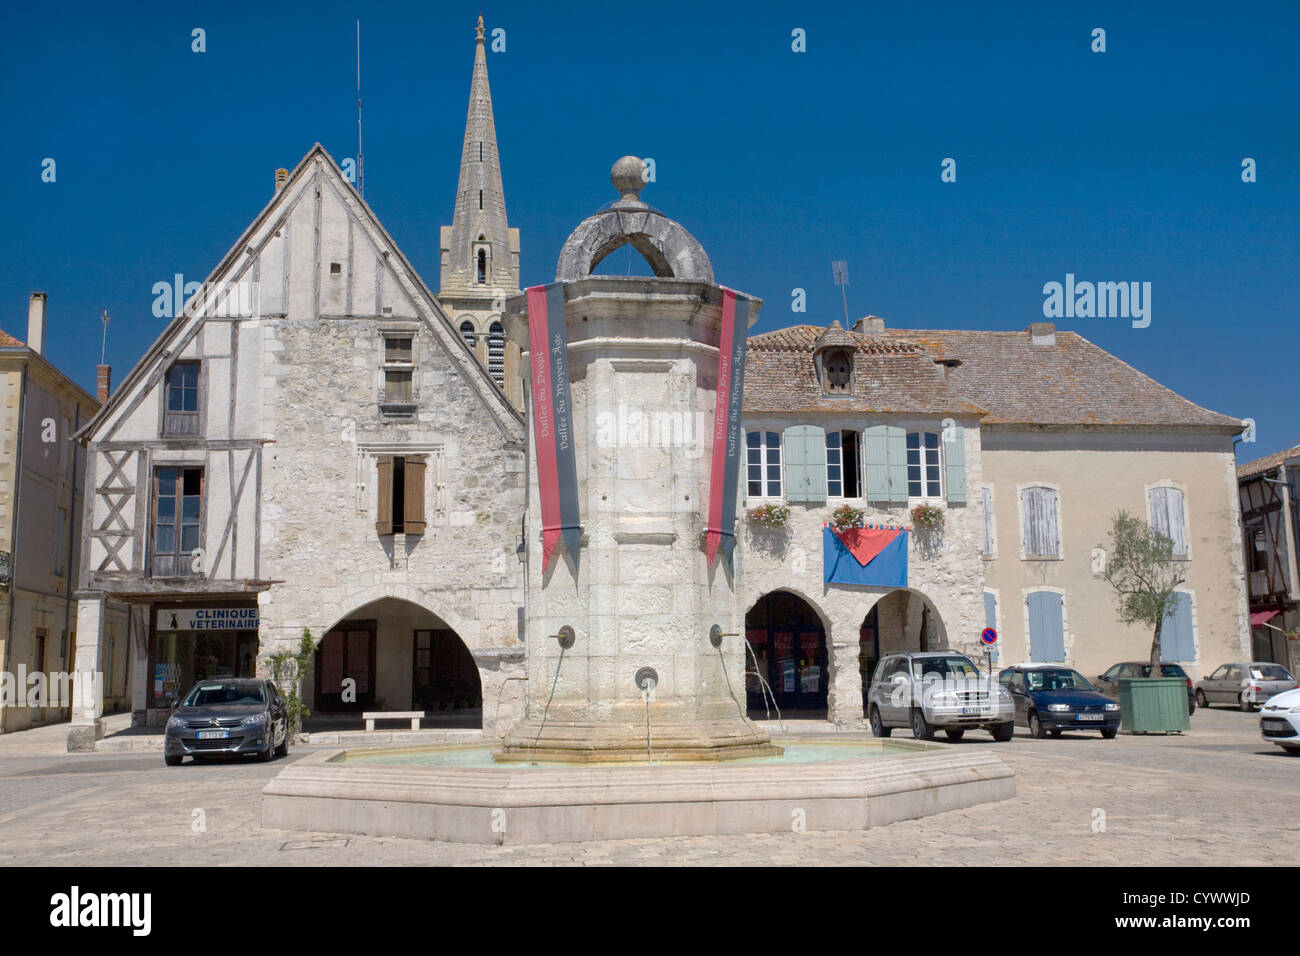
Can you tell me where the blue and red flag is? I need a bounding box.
[705,288,751,569]
[526,283,581,571]
[823,524,909,587]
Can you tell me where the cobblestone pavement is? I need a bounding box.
[0,707,1295,866]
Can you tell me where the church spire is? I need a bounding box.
[440,14,518,298]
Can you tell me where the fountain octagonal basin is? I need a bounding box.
[261,737,1015,845]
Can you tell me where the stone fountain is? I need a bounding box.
[262,159,1014,844]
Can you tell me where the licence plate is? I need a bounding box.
[960,707,983,715]
[1076,713,1103,721]
[197,730,229,739]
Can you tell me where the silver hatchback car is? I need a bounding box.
[867,651,1015,741]
[1195,662,1297,712]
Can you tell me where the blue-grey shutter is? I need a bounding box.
[1161,592,1194,662]
[944,424,967,504]
[783,426,825,502]
[983,591,997,629]
[885,425,908,504]
[863,425,890,501]
[1027,591,1065,662]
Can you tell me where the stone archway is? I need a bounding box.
[856,588,951,715]
[308,594,483,730]
[744,589,833,719]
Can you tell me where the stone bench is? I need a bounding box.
[361,711,426,732]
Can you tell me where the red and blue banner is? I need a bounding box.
[823,524,909,587]
[705,288,752,569]
[526,283,581,572]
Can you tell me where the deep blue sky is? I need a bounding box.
[2,1,1296,459]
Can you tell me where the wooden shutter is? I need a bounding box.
[404,457,427,534]
[1022,486,1059,557]
[983,591,997,630]
[782,425,825,503]
[1161,592,1194,661]
[863,425,890,502]
[375,456,394,535]
[1026,591,1065,662]
[885,426,908,504]
[981,487,994,555]
[1151,487,1187,556]
[943,424,967,504]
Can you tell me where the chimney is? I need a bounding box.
[274,168,289,192]
[27,293,46,355]
[853,315,886,334]
[1029,322,1056,346]
[96,364,112,404]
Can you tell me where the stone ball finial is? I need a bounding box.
[611,155,647,204]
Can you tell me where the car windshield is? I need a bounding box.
[1249,664,1292,681]
[913,656,980,680]
[1024,669,1092,691]
[182,682,266,707]
[1139,664,1186,678]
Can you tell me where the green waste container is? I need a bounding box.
[1118,677,1190,734]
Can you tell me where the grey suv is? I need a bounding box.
[868,651,1015,741]
[164,677,289,765]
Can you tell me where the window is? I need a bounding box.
[375,456,427,535]
[163,362,200,436]
[906,431,942,498]
[1021,485,1060,558]
[487,321,505,387]
[822,348,853,394]
[152,467,202,577]
[746,431,782,498]
[1149,486,1188,557]
[826,430,861,497]
[381,334,415,411]
[477,249,487,284]
[459,320,477,349]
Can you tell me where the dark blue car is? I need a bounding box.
[997,665,1121,739]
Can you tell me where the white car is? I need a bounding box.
[1258,688,1300,754]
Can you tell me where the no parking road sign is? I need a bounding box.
[980,627,998,646]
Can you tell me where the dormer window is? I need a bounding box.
[822,348,853,394]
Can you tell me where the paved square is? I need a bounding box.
[0,708,1294,866]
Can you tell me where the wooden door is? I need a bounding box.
[314,621,377,712]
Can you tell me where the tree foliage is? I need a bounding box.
[268,628,319,739]
[1100,510,1186,673]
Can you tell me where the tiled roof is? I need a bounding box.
[0,328,24,347]
[882,327,1244,430]
[812,320,858,352]
[744,324,986,417]
[1238,444,1300,479]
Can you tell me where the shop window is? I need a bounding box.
[151,467,203,577]
[149,627,258,709]
[376,455,427,535]
[163,362,200,436]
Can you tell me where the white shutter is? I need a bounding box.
[1023,487,1059,557]
[981,487,994,555]
[1150,486,1188,556]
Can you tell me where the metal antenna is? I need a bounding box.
[831,260,850,325]
[356,20,364,198]
[99,309,110,364]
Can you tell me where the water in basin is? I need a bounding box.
[332,739,923,769]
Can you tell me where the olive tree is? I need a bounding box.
[1099,510,1186,675]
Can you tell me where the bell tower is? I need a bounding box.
[438,15,522,407]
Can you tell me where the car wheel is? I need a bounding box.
[1049,728,1063,737]
[911,708,933,741]
[164,754,182,767]
[274,723,290,757]
[1238,693,1252,713]
[1101,727,1118,739]
[1028,711,1047,739]
[869,706,890,738]
[1195,689,1208,708]
[944,727,965,741]
[991,721,1014,742]
[258,732,273,762]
